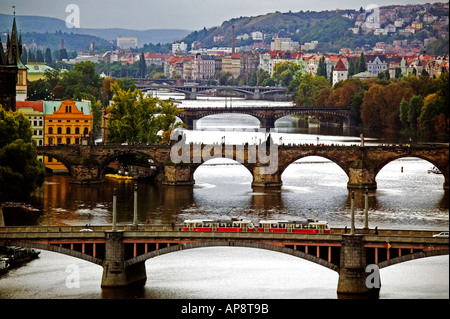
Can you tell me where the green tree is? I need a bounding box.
[399,98,409,129]
[294,74,330,106]
[357,52,367,73]
[45,48,52,64]
[317,56,327,78]
[0,106,46,200]
[106,83,184,144]
[408,95,423,131]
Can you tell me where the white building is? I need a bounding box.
[172,41,188,53]
[117,37,138,49]
[332,58,348,86]
[367,56,387,75]
[270,36,299,52]
[251,31,264,41]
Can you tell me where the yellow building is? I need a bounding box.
[221,53,242,78]
[44,100,93,172]
[411,21,423,30]
[26,62,54,82]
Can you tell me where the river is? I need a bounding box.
[0,95,448,300]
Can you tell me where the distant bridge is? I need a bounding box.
[136,83,288,100]
[177,106,356,129]
[0,225,447,295]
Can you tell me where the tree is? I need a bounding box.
[106,83,185,144]
[399,98,409,129]
[360,82,413,130]
[294,74,330,106]
[317,56,327,78]
[0,106,46,200]
[408,95,423,131]
[45,48,52,64]
[357,52,367,73]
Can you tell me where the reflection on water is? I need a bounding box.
[25,157,448,231]
[2,108,448,299]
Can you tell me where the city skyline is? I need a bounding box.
[0,0,436,31]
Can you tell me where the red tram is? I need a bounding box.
[182,218,330,234]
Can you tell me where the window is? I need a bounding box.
[57,127,62,134]
[75,127,80,134]
[83,127,89,135]
[66,138,71,145]
[48,127,53,134]
[66,127,71,134]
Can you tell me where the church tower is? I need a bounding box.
[332,58,348,86]
[0,11,27,111]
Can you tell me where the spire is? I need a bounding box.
[0,35,6,65]
[6,13,25,68]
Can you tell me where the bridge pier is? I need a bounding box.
[347,159,377,190]
[161,164,195,186]
[337,235,380,297]
[259,116,276,129]
[70,164,104,184]
[101,231,147,287]
[251,167,282,189]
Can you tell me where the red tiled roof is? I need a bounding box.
[16,101,44,112]
[334,58,347,71]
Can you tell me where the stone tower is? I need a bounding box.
[0,14,26,111]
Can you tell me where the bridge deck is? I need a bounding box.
[0,226,447,245]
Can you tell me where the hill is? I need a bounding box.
[182,3,449,53]
[182,10,360,51]
[0,14,191,50]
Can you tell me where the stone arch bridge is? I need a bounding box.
[177,106,357,130]
[0,225,448,296]
[36,143,449,190]
[137,84,288,100]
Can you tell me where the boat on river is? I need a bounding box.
[105,173,136,180]
[0,246,40,268]
[427,166,442,174]
[0,257,9,275]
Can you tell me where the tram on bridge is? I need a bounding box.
[182,218,330,234]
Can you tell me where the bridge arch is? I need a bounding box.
[194,113,260,130]
[279,155,350,179]
[375,156,446,188]
[36,150,72,172]
[378,249,449,269]
[124,241,340,273]
[374,155,447,178]
[3,240,104,266]
[192,158,254,183]
[99,149,163,178]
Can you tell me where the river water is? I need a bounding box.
[0,95,448,300]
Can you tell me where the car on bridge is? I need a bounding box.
[432,231,449,238]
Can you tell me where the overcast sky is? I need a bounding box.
[0,0,431,30]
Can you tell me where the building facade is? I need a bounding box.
[332,58,348,86]
[43,100,93,172]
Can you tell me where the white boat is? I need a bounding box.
[0,257,10,274]
[427,166,442,174]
